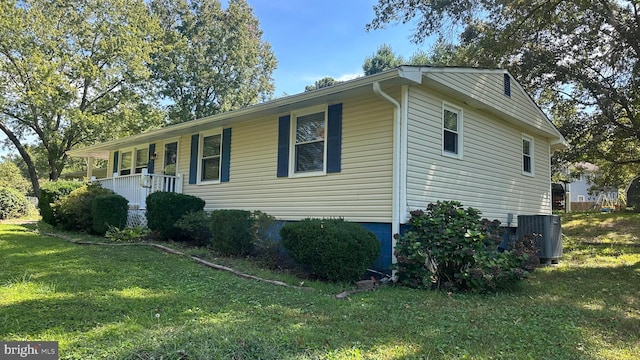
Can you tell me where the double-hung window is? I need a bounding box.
[200,133,222,182]
[442,103,463,158]
[164,141,178,176]
[117,146,148,175]
[135,148,149,174]
[120,151,133,175]
[277,103,342,178]
[293,109,326,174]
[522,135,534,176]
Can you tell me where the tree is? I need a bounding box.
[363,44,405,76]
[304,77,340,92]
[0,0,164,196]
[367,0,640,188]
[150,0,277,124]
[0,159,31,195]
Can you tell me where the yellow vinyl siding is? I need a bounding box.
[406,85,552,226]
[425,71,555,136]
[178,93,395,222]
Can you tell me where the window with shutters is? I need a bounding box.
[118,146,148,175]
[199,131,222,182]
[291,106,327,176]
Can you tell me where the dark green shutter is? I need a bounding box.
[221,128,231,182]
[189,134,199,184]
[327,103,342,173]
[112,151,119,174]
[277,115,290,177]
[147,143,156,174]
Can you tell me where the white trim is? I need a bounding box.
[577,195,586,202]
[288,104,328,178]
[197,130,222,184]
[441,101,463,159]
[522,134,535,176]
[118,148,134,175]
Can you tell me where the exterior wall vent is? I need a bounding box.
[503,73,511,97]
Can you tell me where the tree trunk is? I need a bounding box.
[0,123,41,197]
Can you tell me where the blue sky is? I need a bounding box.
[246,0,436,96]
[1,0,434,157]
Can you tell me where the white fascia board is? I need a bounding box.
[68,68,418,159]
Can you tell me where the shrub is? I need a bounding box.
[394,201,538,292]
[52,183,114,232]
[105,225,149,243]
[175,211,212,246]
[210,209,254,256]
[250,211,283,268]
[39,181,84,225]
[280,218,380,282]
[0,187,31,220]
[145,192,205,240]
[92,194,129,235]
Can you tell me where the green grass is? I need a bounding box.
[1,214,639,359]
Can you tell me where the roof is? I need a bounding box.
[68,66,567,159]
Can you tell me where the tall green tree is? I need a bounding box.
[367,0,640,188]
[304,77,340,92]
[0,159,31,195]
[0,0,164,196]
[363,44,405,75]
[150,0,277,124]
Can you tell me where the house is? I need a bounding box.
[561,162,619,211]
[67,66,568,271]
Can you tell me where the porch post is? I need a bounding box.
[86,157,94,180]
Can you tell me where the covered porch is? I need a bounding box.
[92,170,183,210]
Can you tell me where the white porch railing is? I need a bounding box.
[93,171,183,210]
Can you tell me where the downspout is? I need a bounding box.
[400,85,409,224]
[373,81,402,268]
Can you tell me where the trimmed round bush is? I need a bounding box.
[0,187,31,220]
[39,181,84,225]
[175,211,212,246]
[280,218,380,282]
[145,192,205,240]
[210,209,253,256]
[52,183,115,232]
[92,194,129,235]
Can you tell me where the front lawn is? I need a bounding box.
[1,213,639,359]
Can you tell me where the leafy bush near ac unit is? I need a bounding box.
[394,200,538,292]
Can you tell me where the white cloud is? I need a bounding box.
[335,72,363,82]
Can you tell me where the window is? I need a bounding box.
[522,135,534,175]
[200,133,221,182]
[135,148,148,174]
[442,104,462,158]
[577,195,585,202]
[120,151,132,175]
[293,109,326,174]
[164,141,178,176]
[277,103,342,178]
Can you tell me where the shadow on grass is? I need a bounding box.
[2,223,638,359]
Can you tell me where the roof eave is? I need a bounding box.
[68,68,418,159]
